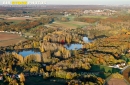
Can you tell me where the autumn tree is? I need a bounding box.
[20,73,25,83]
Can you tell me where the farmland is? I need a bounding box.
[0,32,26,46]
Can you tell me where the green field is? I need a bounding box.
[47,21,88,29]
[80,15,108,19]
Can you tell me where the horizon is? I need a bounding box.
[0,0,130,5]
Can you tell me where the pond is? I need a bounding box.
[18,49,41,57]
[83,36,93,43]
[64,37,92,50]
[64,44,83,50]
[6,48,41,57]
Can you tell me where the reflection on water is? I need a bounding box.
[64,44,83,50]
[6,48,41,57]
[18,49,41,57]
[5,37,92,55]
[83,37,92,43]
[64,37,92,50]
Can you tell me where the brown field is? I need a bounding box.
[5,17,33,20]
[5,16,41,21]
[0,33,20,40]
[0,32,26,46]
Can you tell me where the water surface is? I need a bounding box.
[64,37,92,50]
[18,49,41,57]
[64,44,83,50]
[83,37,92,43]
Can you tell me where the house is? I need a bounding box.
[121,62,126,66]
[24,16,30,18]
[113,63,120,68]
[3,71,9,76]
[18,74,21,78]
[12,74,15,78]
[19,32,22,34]
[20,34,22,36]
[28,36,33,38]
[61,40,65,44]
[0,31,4,32]
[0,75,3,80]
[127,50,130,53]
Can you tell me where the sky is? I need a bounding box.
[0,0,130,5]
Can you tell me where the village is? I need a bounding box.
[83,9,117,16]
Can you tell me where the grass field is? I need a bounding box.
[0,15,41,24]
[43,15,89,29]
[49,21,88,29]
[5,16,41,20]
[0,32,26,46]
[80,15,108,19]
[66,15,76,21]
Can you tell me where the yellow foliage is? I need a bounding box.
[126,31,130,35]
[30,66,38,73]
[20,73,25,82]
[127,62,130,65]
[111,73,124,79]
[66,72,72,79]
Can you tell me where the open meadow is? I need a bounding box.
[46,21,89,29]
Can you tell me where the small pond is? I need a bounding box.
[64,44,83,50]
[64,37,93,50]
[18,49,41,57]
[83,37,93,43]
[6,48,41,57]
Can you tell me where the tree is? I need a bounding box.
[40,68,44,75]
[11,79,19,85]
[43,72,49,79]
[39,44,44,52]
[30,66,39,73]
[20,73,25,83]
[66,72,72,79]
[46,66,51,71]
